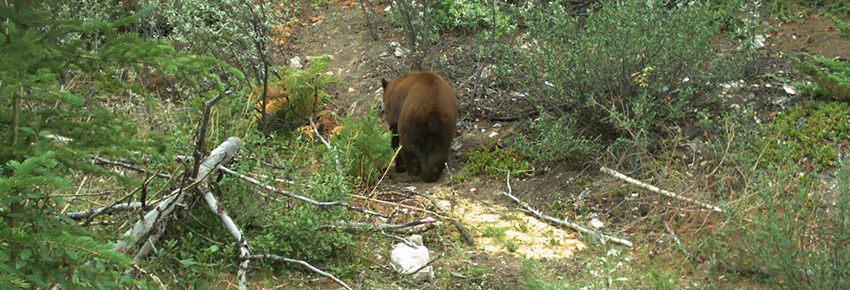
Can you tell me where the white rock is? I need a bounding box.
[289,56,302,69]
[590,218,605,228]
[394,47,408,58]
[390,235,433,283]
[783,84,798,95]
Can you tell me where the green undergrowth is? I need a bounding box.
[457,138,531,181]
[787,53,850,101]
[755,101,850,171]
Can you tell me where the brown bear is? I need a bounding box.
[382,71,458,183]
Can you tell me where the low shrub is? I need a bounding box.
[331,107,394,186]
[525,0,744,143]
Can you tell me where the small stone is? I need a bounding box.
[783,84,798,95]
[390,235,433,283]
[289,56,302,69]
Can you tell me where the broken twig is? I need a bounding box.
[600,167,724,213]
[501,170,633,247]
[247,253,353,290]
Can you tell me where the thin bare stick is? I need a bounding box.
[502,171,633,247]
[320,217,439,234]
[65,202,148,219]
[246,253,353,290]
[408,252,443,276]
[92,156,172,179]
[350,193,445,218]
[408,189,475,246]
[218,165,389,218]
[600,167,724,213]
[502,190,633,247]
[200,184,250,290]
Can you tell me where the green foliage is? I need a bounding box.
[0,152,136,289]
[765,0,850,19]
[787,53,850,101]
[503,239,518,252]
[140,0,285,84]
[527,0,744,140]
[826,13,850,38]
[277,56,337,123]
[480,225,509,238]
[463,139,531,178]
[521,248,631,289]
[429,0,513,35]
[151,232,228,289]
[515,110,603,163]
[249,142,355,264]
[767,0,801,21]
[738,162,850,289]
[0,1,233,287]
[331,107,394,186]
[755,101,850,170]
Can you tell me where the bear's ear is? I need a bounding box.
[381,79,389,89]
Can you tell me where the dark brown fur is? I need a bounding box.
[382,71,458,182]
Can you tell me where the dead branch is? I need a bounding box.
[192,92,225,179]
[246,253,353,290]
[92,156,172,179]
[408,189,475,246]
[200,184,250,290]
[501,190,634,247]
[600,166,724,213]
[113,137,243,259]
[320,217,439,234]
[64,202,146,219]
[501,170,633,247]
[217,165,389,218]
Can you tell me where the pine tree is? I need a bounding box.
[0,1,226,287]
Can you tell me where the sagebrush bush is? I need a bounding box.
[526,0,744,140]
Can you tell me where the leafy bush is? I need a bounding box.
[144,0,286,85]
[514,110,602,163]
[526,0,743,140]
[332,107,394,186]
[737,161,850,289]
[251,151,355,263]
[429,0,513,35]
[251,56,338,134]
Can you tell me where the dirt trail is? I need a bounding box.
[290,0,586,272]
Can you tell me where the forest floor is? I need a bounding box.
[271,2,850,289]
